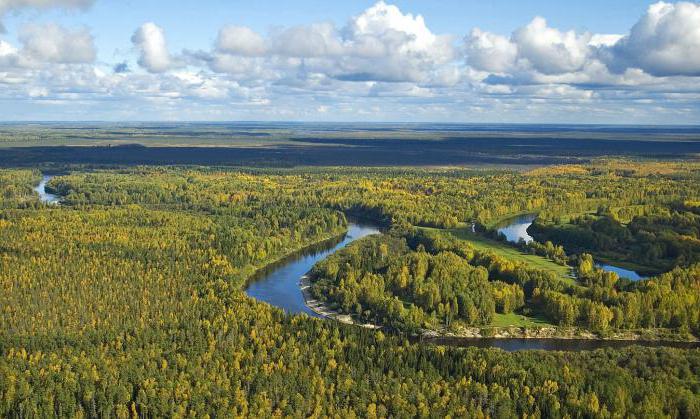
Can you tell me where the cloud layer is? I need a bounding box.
[0,1,699,122]
[0,0,93,32]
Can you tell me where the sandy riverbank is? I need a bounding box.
[300,274,380,329]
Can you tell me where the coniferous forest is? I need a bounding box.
[1,161,700,417]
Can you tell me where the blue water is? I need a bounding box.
[595,263,646,281]
[426,337,699,351]
[245,222,381,316]
[246,217,692,351]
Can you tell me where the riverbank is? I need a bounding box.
[244,221,382,316]
[300,274,380,329]
[243,226,348,288]
[34,174,61,204]
[421,324,699,342]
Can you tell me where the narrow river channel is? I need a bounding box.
[34,174,60,204]
[24,176,698,351]
[245,221,381,316]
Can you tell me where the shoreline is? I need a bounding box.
[300,273,381,329]
[242,226,348,288]
[300,273,698,343]
[420,325,699,343]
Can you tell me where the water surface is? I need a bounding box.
[245,221,381,316]
[34,175,60,204]
[595,263,646,281]
[246,216,689,351]
[495,214,536,244]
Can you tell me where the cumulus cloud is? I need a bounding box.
[465,17,595,76]
[511,17,592,74]
[0,38,17,61]
[19,23,95,64]
[216,25,267,56]
[0,0,93,32]
[603,1,700,76]
[271,23,342,57]
[346,1,441,55]
[208,1,454,84]
[337,1,454,82]
[132,22,172,73]
[464,28,517,73]
[463,1,700,94]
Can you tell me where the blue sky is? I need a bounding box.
[0,0,699,123]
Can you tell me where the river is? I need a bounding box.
[496,213,646,281]
[34,174,60,204]
[245,221,381,316]
[245,217,697,351]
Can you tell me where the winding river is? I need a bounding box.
[245,221,381,316]
[25,176,697,350]
[245,216,698,351]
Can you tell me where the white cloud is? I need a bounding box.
[132,22,172,73]
[0,39,18,68]
[209,1,454,84]
[466,17,594,76]
[346,1,439,54]
[588,34,623,48]
[19,23,95,64]
[464,2,700,94]
[339,1,454,82]
[216,25,267,56]
[603,1,700,76]
[0,0,93,32]
[511,17,592,74]
[464,28,517,73]
[271,23,342,57]
[1,1,700,123]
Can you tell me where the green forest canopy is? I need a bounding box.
[0,161,699,417]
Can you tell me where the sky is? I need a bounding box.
[0,0,699,123]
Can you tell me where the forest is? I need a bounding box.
[311,226,700,337]
[529,205,700,273]
[1,161,699,417]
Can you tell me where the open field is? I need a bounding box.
[489,312,554,328]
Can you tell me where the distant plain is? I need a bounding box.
[1,123,699,167]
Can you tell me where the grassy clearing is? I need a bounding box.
[434,226,576,285]
[489,312,553,327]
